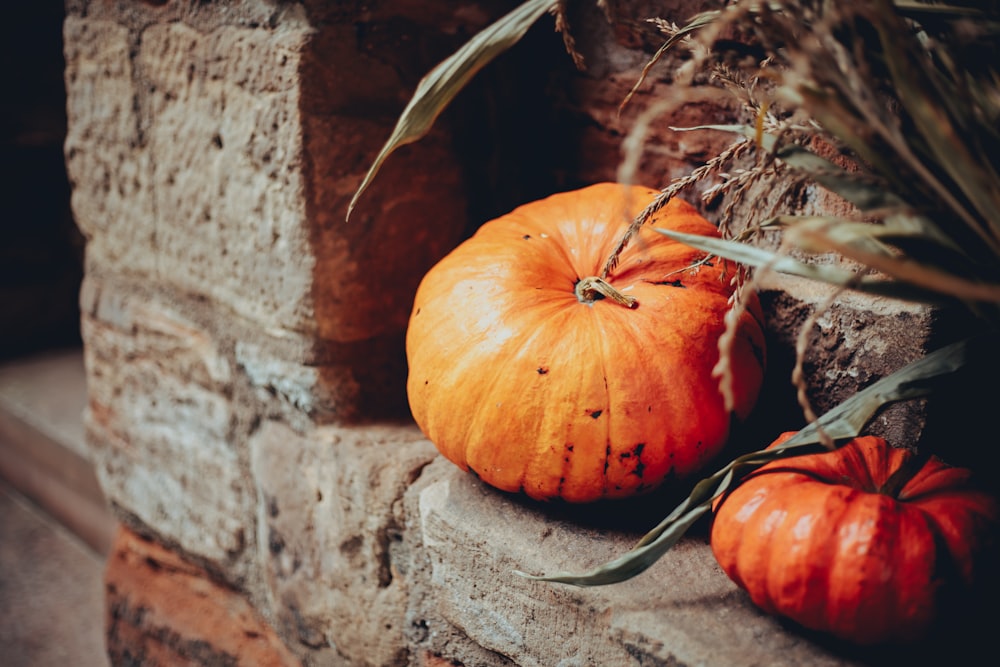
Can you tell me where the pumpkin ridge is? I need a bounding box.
[585,302,614,500]
[472,307,582,493]
[762,477,853,627]
[823,490,911,643]
[525,306,616,501]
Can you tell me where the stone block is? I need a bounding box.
[138,18,318,335]
[105,525,301,667]
[747,274,933,449]
[63,16,156,275]
[80,276,253,573]
[63,4,477,348]
[250,419,439,666]
[414,465,864,667]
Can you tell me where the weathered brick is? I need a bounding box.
[105,525,301,667]
[63,5,476,346]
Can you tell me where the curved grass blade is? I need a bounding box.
[650,227,951,304]
[514,334,986,586]
[346,0,555,221]
[618,10,721,115]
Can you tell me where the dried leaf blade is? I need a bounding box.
[346,0,555,221]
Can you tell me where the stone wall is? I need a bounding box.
[64,1,961,665]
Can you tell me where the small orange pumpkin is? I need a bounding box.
[405,183,766,502]
[710,433,1000,644]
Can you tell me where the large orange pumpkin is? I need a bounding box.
[406,183,766,502]
[710,433,1000,644]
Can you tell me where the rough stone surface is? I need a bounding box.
[105,525,301,667]
[63,16,155,275]
[79,276,252,575]
[250,420,439,666]
[63,0,487,422]
[414,467,864,667]
[139,18,317,334]
[749,275,933,448]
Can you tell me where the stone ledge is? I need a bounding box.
[413,461,857,667]
[250,420,993,667]
[0,348,115,556]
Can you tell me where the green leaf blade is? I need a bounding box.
[346,0,556,221]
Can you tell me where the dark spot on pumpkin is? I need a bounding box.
[537,366,549,375]
[588,409,603,419]
[523,234,531,239]
[567,445,574,452]
[648,279,685,288]
[620,451,631,459]
[632,443,646,478]
[415,308,421,315]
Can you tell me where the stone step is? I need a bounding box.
[0,346,114,667]
[0,477,109,667]
[0,346,115,556]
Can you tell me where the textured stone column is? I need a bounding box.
[64,1,502,662]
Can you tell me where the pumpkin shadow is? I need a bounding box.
[773,598,997,667]
[502,472,713,538]
[497,413,774,538]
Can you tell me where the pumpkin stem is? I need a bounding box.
[575,276,638,308]
[878,449,930,499]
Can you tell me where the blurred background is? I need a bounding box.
[1,3,109,666]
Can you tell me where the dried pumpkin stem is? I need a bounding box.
[878,450,930,499]
[575,276,638,308]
